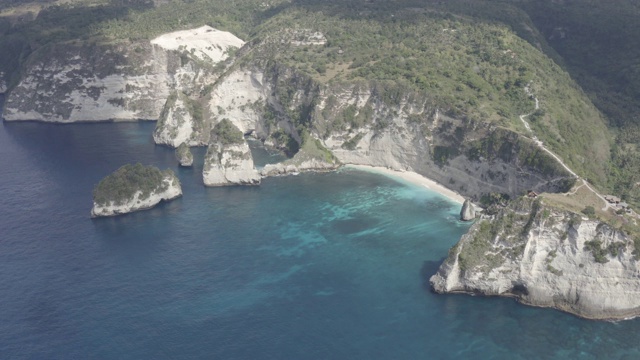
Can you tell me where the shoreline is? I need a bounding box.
[344,164,465,205]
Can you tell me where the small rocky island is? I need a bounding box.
[91,163,182,217]
[175,142,194,167]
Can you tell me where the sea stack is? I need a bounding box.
[91,163,182,217]
[460,199,476,221]
[203,119,261,186]
[175,142,194,167]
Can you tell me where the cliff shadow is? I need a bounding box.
[421,258,445,291]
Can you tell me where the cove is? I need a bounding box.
[1,112,640,358]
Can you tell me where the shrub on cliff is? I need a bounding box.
[211,118,244,145]
[581,206,596,218]
[93,163,172,206]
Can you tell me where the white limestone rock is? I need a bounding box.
[203,141,260,186]
[430,197,640,320]
[175,142,194,167]
[207,70,272,135]
[3,26,243,122]
[460,199,476,221]
[154,91,203,147]
[150,25,244,63]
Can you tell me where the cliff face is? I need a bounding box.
[430,197,640,320]
[154,91,203,147]
[203,140,261,186]
[91,172,182,217]
[3,26,241,122]
[314,84,575,199]
[4,43,172,122]
[154,61,572,198]
[3,24,574,200]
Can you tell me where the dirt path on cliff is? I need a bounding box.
[519,87,611,211]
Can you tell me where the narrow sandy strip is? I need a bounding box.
[344,164,465,204]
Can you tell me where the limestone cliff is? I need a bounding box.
[460,199,476,221]
[430,197,640,320]
[1,23,578,200]
[203,118,260,186]
[154,62,572,199]
[91,170,182,217]
[3,26,241,122]
[154,91,206,147]
[203,140,261,186]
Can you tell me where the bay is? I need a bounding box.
[1,95,640,359]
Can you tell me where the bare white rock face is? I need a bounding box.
[3,26,243,123]
[91,174,182,217]
[203,141,261,186]
[150,25,244,63]
[430,199,640,320]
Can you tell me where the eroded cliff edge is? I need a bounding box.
[430,197,640,320]
[2,26,241,122]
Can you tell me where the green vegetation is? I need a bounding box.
[175,142,193,165]
[581,206,596,218]
[458,221,494,272]
[634,237,640,260]
[270,129,299,156]
[341,132,364,151]
[584,239,609,264]
[296,131,337,164]
[211,119,244,145]
[1,0,639,209]
[93,163,173,206]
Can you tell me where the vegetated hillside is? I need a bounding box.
[0,0,633,201]
[510,0,640,212]
[248,4,609,184]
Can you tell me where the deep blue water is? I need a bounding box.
[2,102,640,359]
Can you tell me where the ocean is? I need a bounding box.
[1,96,640,359]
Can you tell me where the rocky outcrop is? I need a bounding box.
[261,158,339,176]
[3,26,241,122]
[4,43,172,122]
[0,72,6,94]
[430,197,640,320]
[91,171,182,217]
[175,142,193,167]
[460,199,476,221]
[261,135,340,176]
[154,91,206,147]
[203,140,261,186]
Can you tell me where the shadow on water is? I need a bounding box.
[421,258,445,290]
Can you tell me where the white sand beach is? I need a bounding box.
[344,164,465,204]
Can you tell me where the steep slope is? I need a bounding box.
[431,197,640,320]
[3,25,240,122]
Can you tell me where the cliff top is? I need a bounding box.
[150,25,244,63]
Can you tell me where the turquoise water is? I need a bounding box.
[2,105,640,358]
